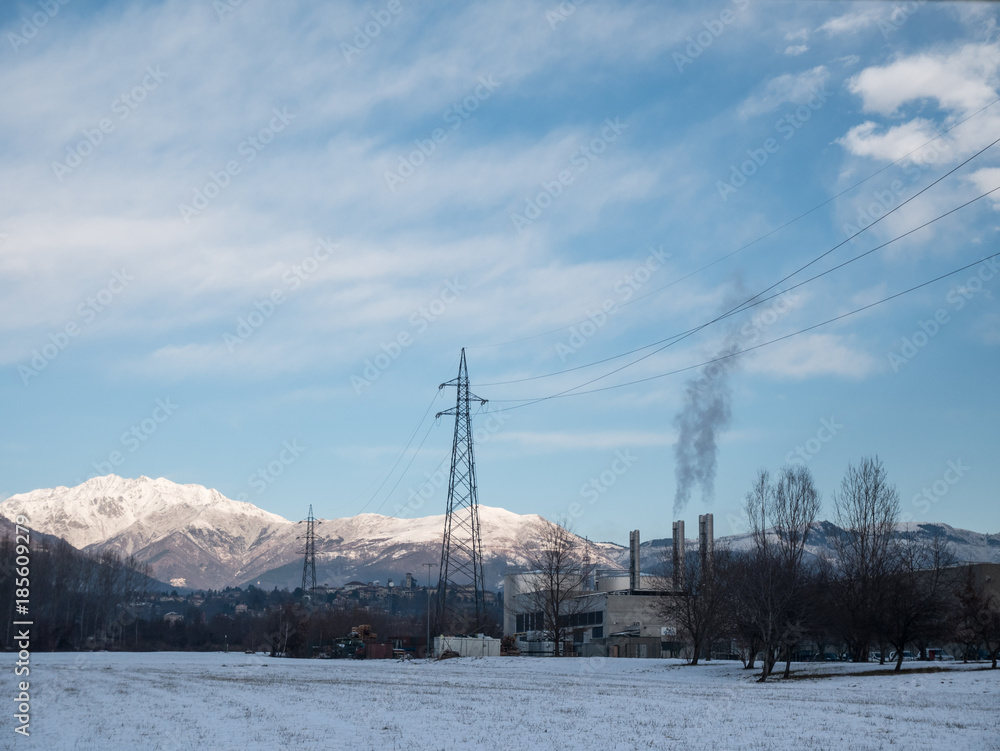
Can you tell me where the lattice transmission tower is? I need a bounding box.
[436,348,488,632]
[298,504,320,594]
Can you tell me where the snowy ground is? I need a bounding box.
[8,652,999,750]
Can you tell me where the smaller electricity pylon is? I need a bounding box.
[298,505,321,594]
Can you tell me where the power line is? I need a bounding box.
[488,251,1000,408]
[352,387,442,515]
[353,107,1000,516]
[473,136,1000,391]
[370,420,440,516]
[466,96,1000,351]
[352,352,460,515]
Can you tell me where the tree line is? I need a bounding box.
[0,529,438,655]
[662,456,1000,679]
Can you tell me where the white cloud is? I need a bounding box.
[818,7,891,36]
[0,0,691,379]
[784,45,808,57]
[838,119,941,164]
[745,334,878,380]
[967,168,1000,209]
[839,44,1000,169]
[738,66,830,119]
[847,44,1000,116]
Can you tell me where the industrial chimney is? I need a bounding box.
[629,530,641,592]
[699,514,714,576]
[672,520,685,589]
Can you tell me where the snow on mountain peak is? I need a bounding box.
[0,474,288,549]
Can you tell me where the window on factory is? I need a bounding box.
[592,627,603,639]
[563,610,604,629]
[517,612,545,631]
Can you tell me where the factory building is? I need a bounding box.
[503,515,714,658]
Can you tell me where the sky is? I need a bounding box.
[1,0,999,546]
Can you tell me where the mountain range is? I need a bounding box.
[2,475,997,591]
[0,475,623,590]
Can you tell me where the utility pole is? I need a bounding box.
[424,562,434,659]
[436,348,488,634]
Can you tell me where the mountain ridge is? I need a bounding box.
[2,475,997,591]
[0,475,624,589]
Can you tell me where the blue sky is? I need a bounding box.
[2,0,999,544]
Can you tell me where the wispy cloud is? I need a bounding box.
[738,65,830,119]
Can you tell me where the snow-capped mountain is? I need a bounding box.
[0,475,623,590]
[2,475,997,591]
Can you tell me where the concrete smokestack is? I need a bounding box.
[699,514,714,576]
[672,520,685,589]
[629,530,640,592]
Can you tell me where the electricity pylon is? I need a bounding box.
[298,504,320,594]
[436,348,487,632]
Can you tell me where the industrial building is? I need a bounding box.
[503,515,714,658]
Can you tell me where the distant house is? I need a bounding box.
[163,612,184,625]
[344,581,366,592]
[234,604,248,614]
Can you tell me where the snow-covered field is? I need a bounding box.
[12,652,999,750]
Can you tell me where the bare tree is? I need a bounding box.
[772,465,822,678]
[830,456,900,663]
[739,466,821,681]
[739,469,783,681]
[659,547,733,666]
[519,521,593,657]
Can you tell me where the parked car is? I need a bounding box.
[890,650,916,662]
